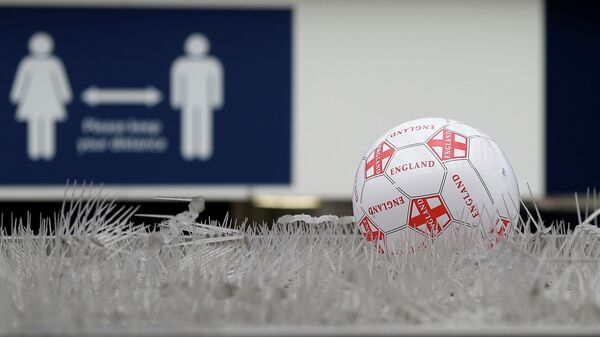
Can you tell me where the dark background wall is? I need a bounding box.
[546,0,600,194]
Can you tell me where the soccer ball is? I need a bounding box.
[352,117,519,254]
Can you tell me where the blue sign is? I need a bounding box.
[546,1,599,194]
[0,7,292,185]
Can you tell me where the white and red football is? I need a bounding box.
[352,117,520,254]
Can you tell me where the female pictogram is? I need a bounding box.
[10,32,72,161]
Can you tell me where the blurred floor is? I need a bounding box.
[0,197,588,233]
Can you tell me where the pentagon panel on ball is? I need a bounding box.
[353,117,519,254]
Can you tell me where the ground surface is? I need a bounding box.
[1,189,600,336]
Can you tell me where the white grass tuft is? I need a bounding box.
[1,187,600,335]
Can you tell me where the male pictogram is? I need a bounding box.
[365,141,394,179]
[408,195,452,238]
[171,33,224,161]
[427,128,468,161]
